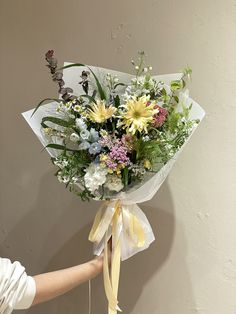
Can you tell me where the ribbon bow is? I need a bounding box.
[89,199,154,313]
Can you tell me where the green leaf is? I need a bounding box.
[161,88,167,96]
[167,111,181,133]
[31,98,61,117]
[183,67,192,77]
[80,94,97,104]
[114,95,120,108]
[173,96,179,103]
[182,103,192,119]
[59,63,107,100]
[45,144,79,152]
[58,63,85,70]
[123,167,129,187]
[41,116,73,128]
[114,83,127,89]
[88,67,107,100]
[170,80,183,91]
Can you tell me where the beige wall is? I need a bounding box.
[0,0,236,313]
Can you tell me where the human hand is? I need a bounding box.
[93,237,112,271]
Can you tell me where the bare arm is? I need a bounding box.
[32,256,103,306]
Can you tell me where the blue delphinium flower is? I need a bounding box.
[78,141,90,150]
[89,142,101,155]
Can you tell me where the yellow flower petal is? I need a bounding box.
[144,159,152,169]
[119,95,158,134]
[88,100,117,123]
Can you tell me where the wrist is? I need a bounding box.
[90,256,103,272]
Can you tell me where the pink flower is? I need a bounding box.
[121,134,133,151]
[152,104,168,127]
[99,135,113,149]
[103,139,130,170]
[109,143,130,165]
[104,157,118,170]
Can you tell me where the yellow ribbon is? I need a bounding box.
[89,200,145,313]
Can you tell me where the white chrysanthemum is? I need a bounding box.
[104,175,124,192]
[84,163,108,193]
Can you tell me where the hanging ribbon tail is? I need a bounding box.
[109,201,122,313]
[104,230,121,312]
[89,201,116,244]
[104,230,122,313]
[89,200,155,314]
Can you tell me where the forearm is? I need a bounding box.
[32,257,103,306]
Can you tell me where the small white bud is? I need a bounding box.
[144,67,148,73]
[148,66,153,71]
[135,65,139,70]
[70,132,80,143]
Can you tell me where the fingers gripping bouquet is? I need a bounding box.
[23,51,205,313]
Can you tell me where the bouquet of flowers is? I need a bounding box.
[22,51,205,313]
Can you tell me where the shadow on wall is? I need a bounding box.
[2,170,196,314]
[119,183,197,314]
[119,183,177,314]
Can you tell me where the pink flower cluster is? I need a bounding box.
[121,134,133,151]
[105,142,130,169]
[153,104,168,127]
[100,136,130,170]
[100,135,113,149]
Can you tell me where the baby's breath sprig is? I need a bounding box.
[131,51,153,77]
[106,73,119,92]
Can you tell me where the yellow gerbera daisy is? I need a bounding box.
[120,95,158,134]
[88,100,117,123]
